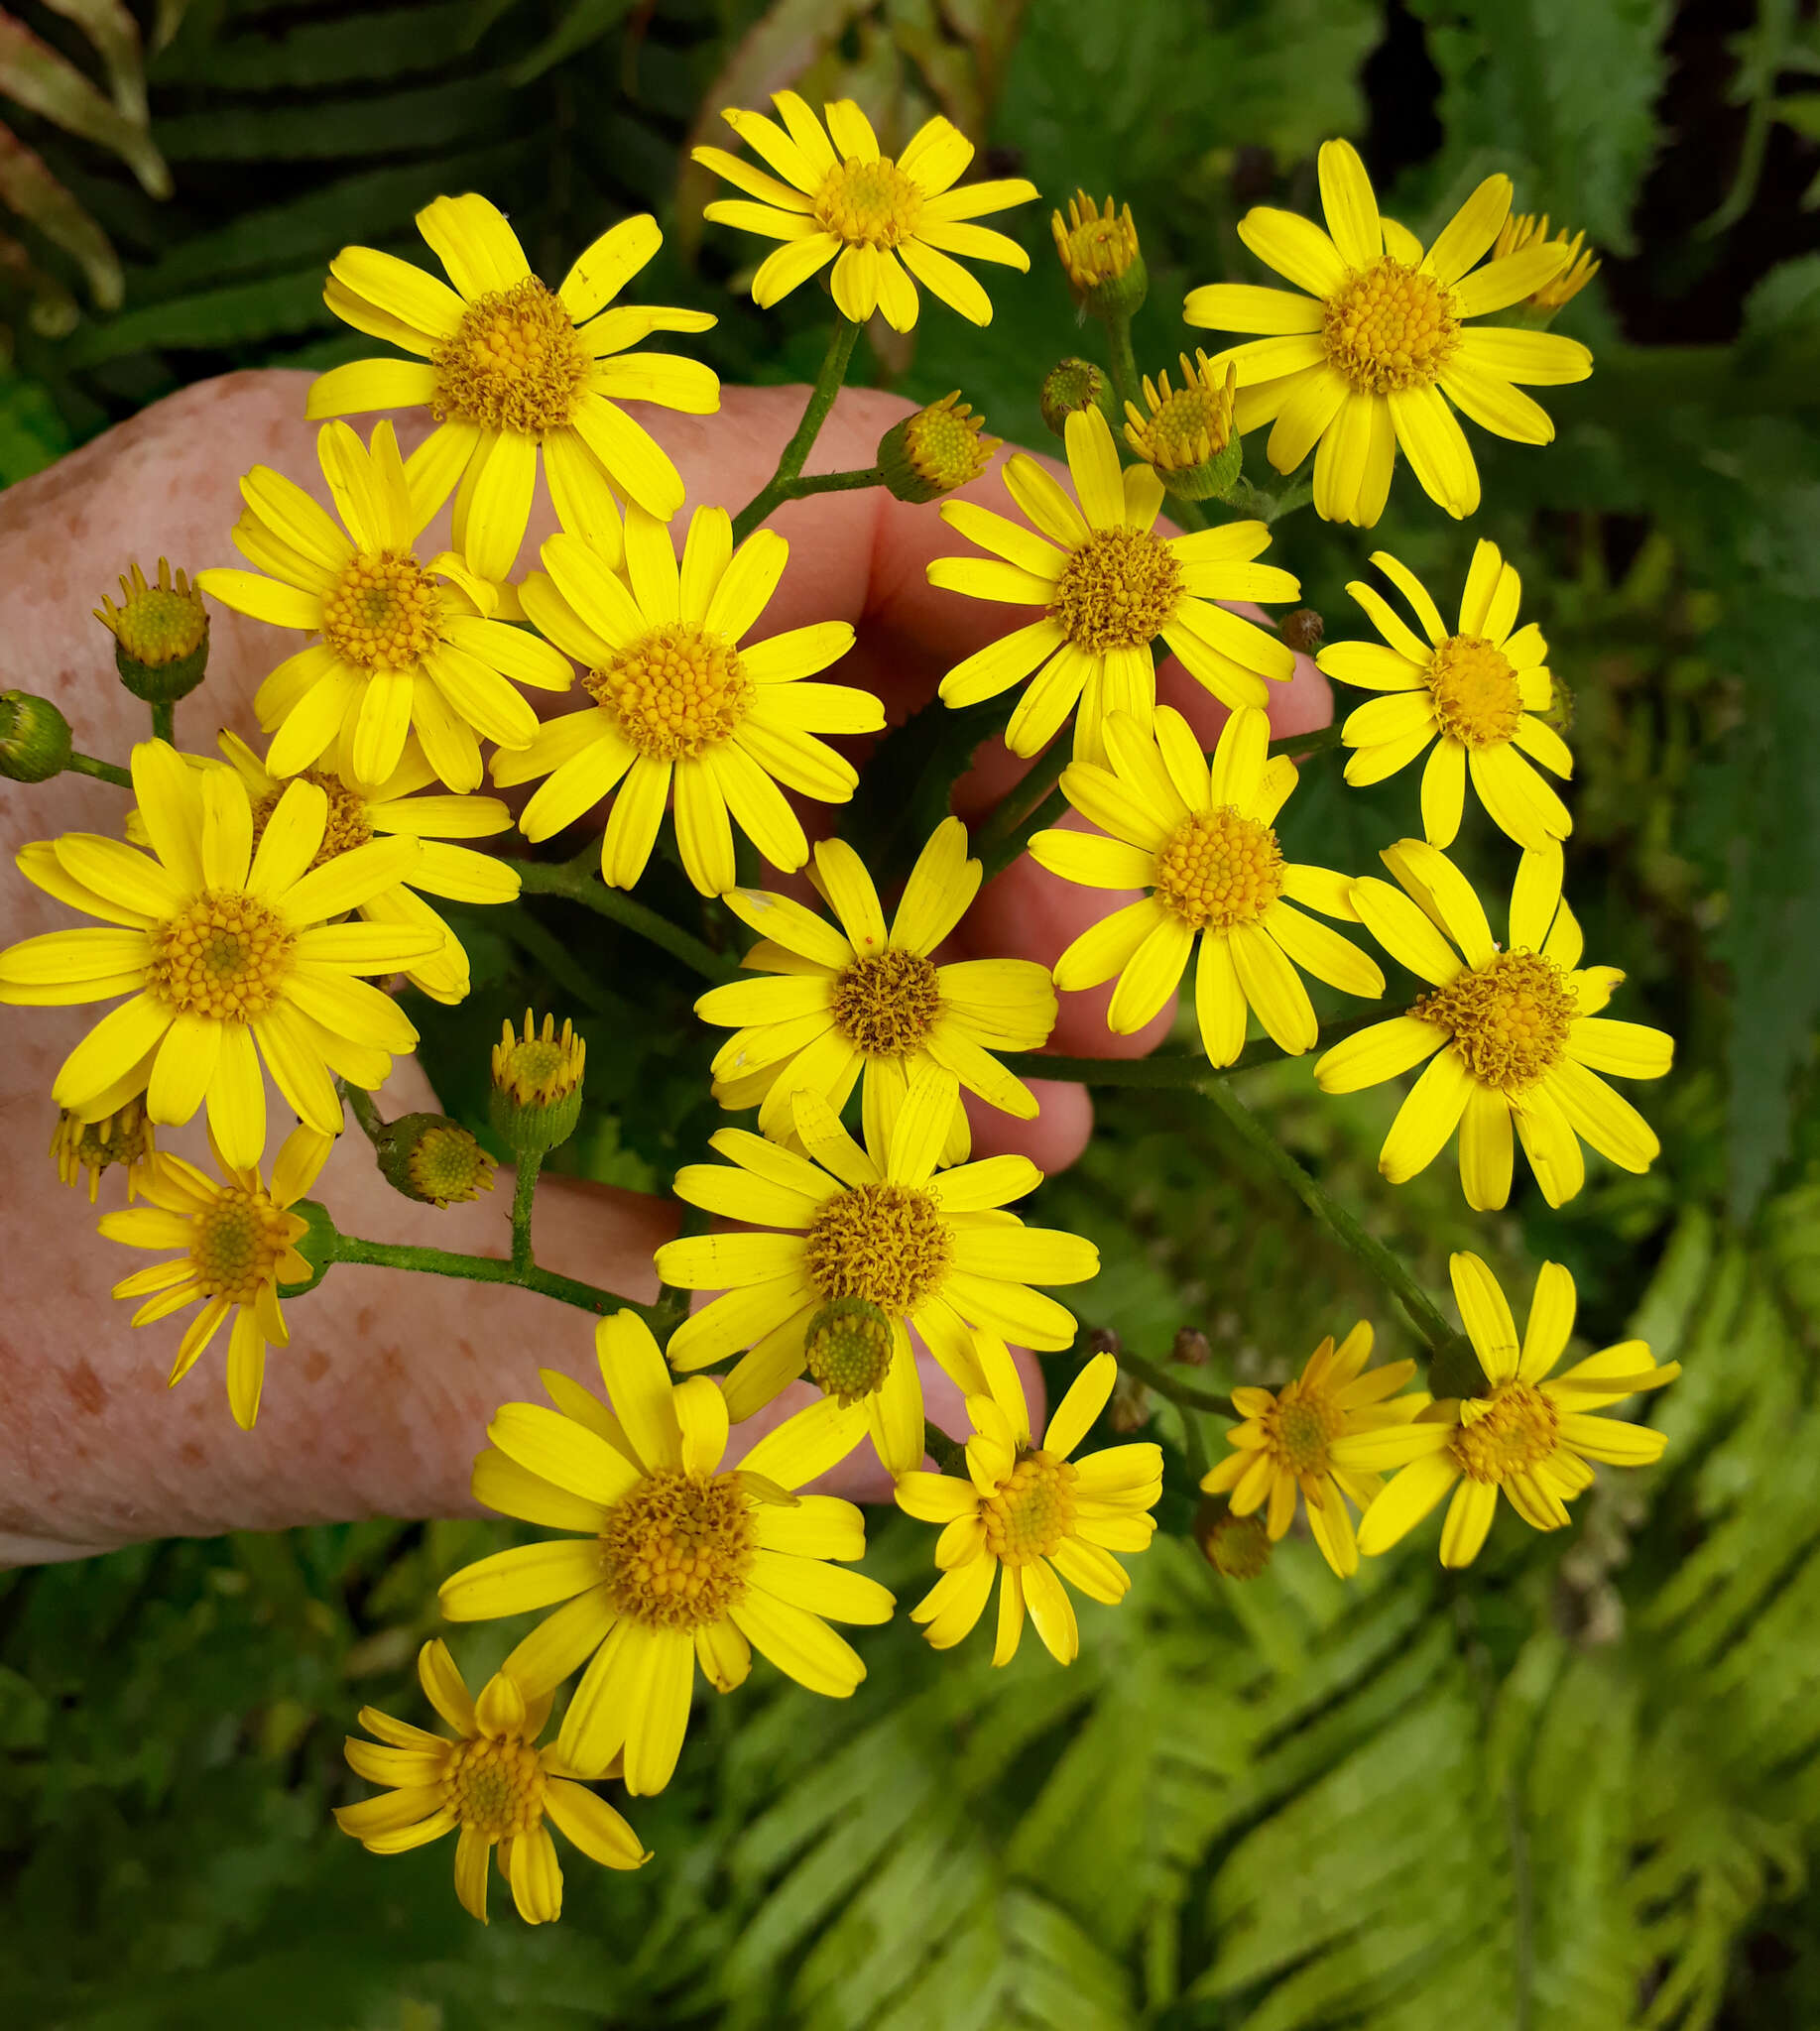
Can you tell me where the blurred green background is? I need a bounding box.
[6,0,1820,2024]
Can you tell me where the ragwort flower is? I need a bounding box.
[1184,140,1592,525]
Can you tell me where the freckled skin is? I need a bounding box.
[0,371,1330,1560]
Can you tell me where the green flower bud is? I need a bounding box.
[376,1112,498,1208]
[278,1199,338,1298]
[1124,351,1242,501]
[879,392,1000,503]
[802,1296,895,1406]
[489,1011,585,1157]
[96,558,209,704]
[0,689,72,782]
[1051,189,1147,317]
[1039,358,1120,441]
[1195,1498,1273,1580]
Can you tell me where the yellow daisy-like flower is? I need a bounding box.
[50,1100,155,1203]
[1198,1321,1424,1578]
[929,407,1298,764]
[1183,139,1593,525]
[896,1338,1161,1665]
[693,92,1037,330]
[693,816,1056,1163]
[211,731,521,1007]
[1337,1254,1678,1567]
[500,504,880,896]
[1031,706,1385,1062]
[335,1638,648,1926]
[1318,539,1570,851]
[308,193,719,574]
[97,1120,332,1429]
[0,742,438,1168]
[1494,212,1600,313]
[656,1065,1100,1472]
[1315,839,1673,1210]
[196,420,572,794]
[440,1312,894,1795]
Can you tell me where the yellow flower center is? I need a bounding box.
[601,1470,756,1629]
[1153,807,1284,930]
[1322,258,1460,395]
[803,1181,952,1314]
[148,892,295,1018]
[900,393,996,493]
[1047,527,1183,656]
[444,1734,546,1840]
[1052,191,1141,294]
[250,769,373,873]
[432,276,587,435]
[1145,385,1229,465]
[814,156,922,248]
[801,1296,896,1405]
[983,1449,1078,1565]
[409,1124,496,1208]
[1427,635,1522,749]
[190,1187,297,1303]
[1412,950,1577,1092]
[492,1013,585,1106]
[586,624,753,760]
[828,949,943,1056]
[1450,1380,1560,1484]
[321,552,441,672]
[1264,1382,1342,1476]
[111,582,207,666]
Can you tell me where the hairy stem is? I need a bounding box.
[1269,723,1343,762]
[65,751,133,788]
[150,700,174,744]
[731,317,863,542]
[329,1231,656,1324]
[342,1083,386,1146]
[509,1148,543,1273]
[516,853,733,983]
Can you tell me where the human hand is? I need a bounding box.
[0,370,1329,1561]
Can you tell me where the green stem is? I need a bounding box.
[343,1084,386,1146]
[329,1231,656,1325]
[975,737,1072,882]
[516,854,733,983]
[1199,1077,1457,1358]
[1224,475,1313,525]
[1101,307,1143,417]
[150,700,174,744]
[774,465,884,504]
[65,751,133,788]
[998,1011,1382,1089]
[510,1148,543,1273]
[1269,723,1343,763]
[1117,1351,1232,1416]
[731,318,863,542]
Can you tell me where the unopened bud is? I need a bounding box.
[1195,1498,1273,1580]
[1492,212,1600,319]
[376,1112,497,1208]
[1085,1325,1122,1360]
[1051,189,1146,316]
[1039,358,1120,440]
[0,689,72,782]
[1124,352,1241,501]
[803,1296,895,1405]
[1543,672,1575,737]
[279,1199,338,1297]
[97,558,209,703]
[489,1011,585,1156]
[1170,1326,1211,1368]
[51,1101,155,1202]
[1280,608,1324,655]
[879,392,999,503]
[1108,1370,1152,1432]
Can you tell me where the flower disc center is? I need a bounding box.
[1048,527,1182,656]
[803,1181,952,1315]
[148,891,296,1019]
[1153,807,1284,930]
[829,949,943,1056]
[1428,635,1522,749]
[601,1469,756,1628]
[1322,258,1460,395]
[814,157,922,248]
[587,624,752,760]
[1412,950,1577,1091]
[802,1296,896,1405]
[984,1449,1077,1565]
[321,552,441,672]
[432,276,587,435]
[191,1188,296,1302]
[445,1734,546,1840]
[1450,1380,1560,1484]
[1267,1384,1343,1475]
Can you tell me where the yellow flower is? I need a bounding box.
[500,504,881,896]
[209,731,520,1006]
[51,1099,155,1203]
[97,1121,332,1429]
[440,1312,894,1794]
[896,1338,1161,1664]
[197,420,572,794]
[308,193,718,574]
[335,1638,648,1925]
[1184,139,1593,525]
[693,817,1055,1163]
[1337,1254,1678,1567]
[1494,212,1600,312]
[1050,189,1142,303]
[1198,1322,1424,1577]
[693,92,1037,329]
[0,742,439,1167]
[1031,706,1385,1063]
[929,407,1298,764]
[1318,539,1570,851]
[1315,839,1673,1209]
[656,1065,1100,1472]
[1122,350,1240,499]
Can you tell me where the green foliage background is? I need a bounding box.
[6,0,1820,2024]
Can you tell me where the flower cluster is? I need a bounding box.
[0,102,1676,1929]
